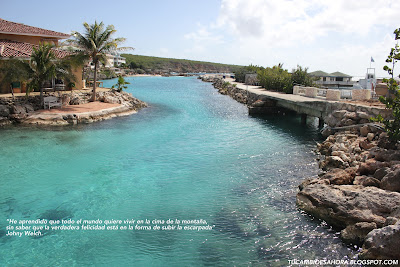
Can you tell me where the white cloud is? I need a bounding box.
[184,24,223,44]
[216,0,400,46]
[182,0,400,76]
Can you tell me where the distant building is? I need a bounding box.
[105,53,126,68]
[309,70,354,88]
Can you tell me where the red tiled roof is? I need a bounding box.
[0,39,71,59]
[0,18,70,39]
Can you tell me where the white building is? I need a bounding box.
[105,53,126,68]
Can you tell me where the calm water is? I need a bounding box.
[0,77,356,266]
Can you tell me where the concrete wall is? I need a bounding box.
[72,67,83,89]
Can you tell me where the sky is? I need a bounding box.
[2,0,400,78]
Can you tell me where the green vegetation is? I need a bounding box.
[67,21,132,101]
[112,75,130,92]
[374,28,400,141]
[257,64,293,93]
[291,65,316,87]
[234,64,262,83]
[122,54,242,74]
[234,64,315,94]
[0,43,75,103]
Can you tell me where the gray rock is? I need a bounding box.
[374,167,390,180]
[380,165,400,192]
[69,97,81,105]
[367,133,375,141]
[332,110,347,118]
[0,116,11,126]
[319,156,346,171]
[385,217,398,226]
[340,118,357,126]
[360,221,400,260]
[297,184,400,228]
[298,178,330,191]
[320,167,356,185]
[344,111,358,120]
[357,111,372,120]
[358,159,389,176]
[359,119,370,124]
[353,176,380,187]
[11,105,26,114]
[324,114,338,127]
[23,104,34,113]
[251,100,265,107]
[360,125,369,137]
[0,105,10,117]
[341,222,377,245]
[347,105,357,112]
[61,95,71,105]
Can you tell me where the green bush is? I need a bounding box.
[374,28,400,141]
[234,64,262,83]
[291,65,315,87]
[257,64,293,93]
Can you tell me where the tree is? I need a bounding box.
[291,65,315,87]
[234,64,263,83]
[257,64,293,93]
[374,28,400,141]
[0,58,29,97]
[111,75,130,92]
[0,43,75,104]
[67,21,132,101]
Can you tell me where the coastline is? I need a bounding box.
[201,75,400,260]
[0,89,147,127]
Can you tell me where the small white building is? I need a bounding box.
[105,53,126,68]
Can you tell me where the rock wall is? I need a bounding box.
[201,77,285,115]
[0,90,147,126]
[298,131,400,259]
[322,103,392,128]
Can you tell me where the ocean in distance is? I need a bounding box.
[0,76,356,266]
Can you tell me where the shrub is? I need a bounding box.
[291,65,315,87]
[374,28,400,141]
[257,64,293,93]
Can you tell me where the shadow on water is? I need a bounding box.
[35,208,74,238]
[249,112,323,142]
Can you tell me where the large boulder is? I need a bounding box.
[297,184,400,228]
[23,104,34,113]
[320,167,356,185]
[358,159,389,175]
[11,105,26,114]
[380,165,400,192]
[103,95,120,104]
[341,222,377,245]
[0,105,10,117]
[319,156,346,170]
[353,176,381,187]
[360,221,400,260]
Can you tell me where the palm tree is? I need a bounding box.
[0,43,75,104]
[67,21,132,101]
[26,43,57,103]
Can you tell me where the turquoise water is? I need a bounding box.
[0,77,356,266]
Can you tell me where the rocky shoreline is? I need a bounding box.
[298,131,400,259]
[0,90,147,126]
[202,76,400,260]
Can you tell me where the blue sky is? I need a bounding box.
[2,0,400,78]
